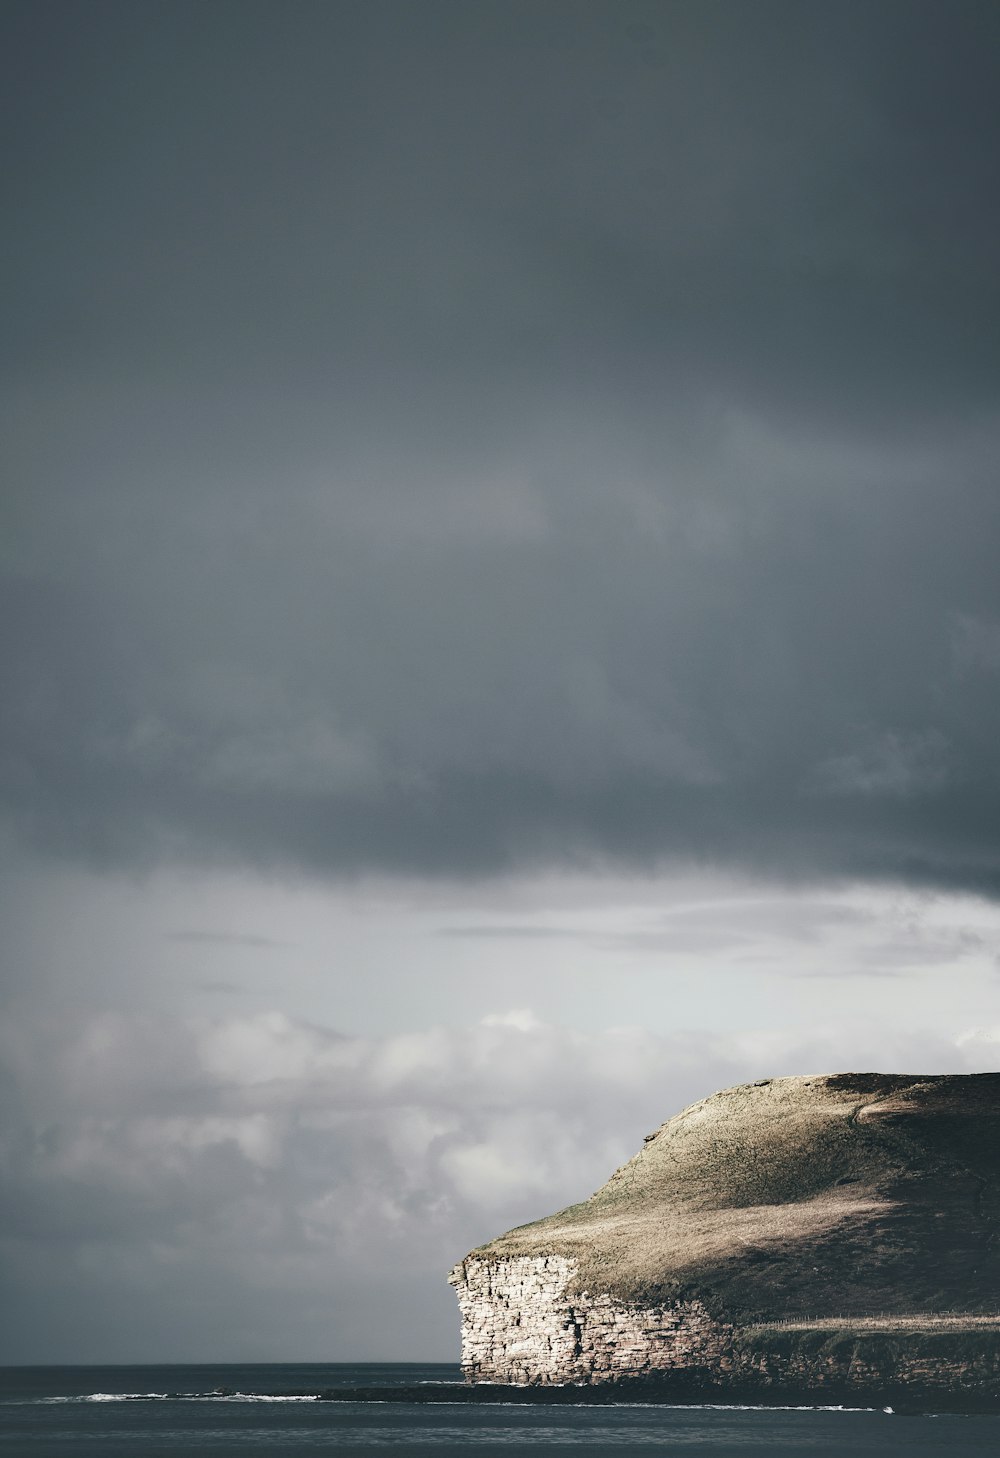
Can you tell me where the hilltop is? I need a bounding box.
[464,1072,1000,1324]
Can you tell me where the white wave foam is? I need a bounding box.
[84,1393,166,1402]
[72,1391,318,1403]
[209,1393,318,1402]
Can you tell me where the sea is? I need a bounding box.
[2,1363,999,1457]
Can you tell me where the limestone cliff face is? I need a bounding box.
[450,1072,1000,1391]
[449,1255,730,1385]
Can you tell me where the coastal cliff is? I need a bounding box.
[449,1073,1000,1395]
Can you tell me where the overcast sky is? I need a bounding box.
[3,0,1000,1363]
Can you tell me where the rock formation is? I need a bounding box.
[449,1073,1000,1396]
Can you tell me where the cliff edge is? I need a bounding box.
[449,1072,1000,1394]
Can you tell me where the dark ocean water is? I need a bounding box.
[2,1364,999,1457]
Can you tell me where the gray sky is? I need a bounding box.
[2,0,1000,1362]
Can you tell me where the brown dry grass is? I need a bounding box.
[485,1186,891,1291]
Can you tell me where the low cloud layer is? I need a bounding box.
[3,3,1000,893]
[2,1005,996,1361]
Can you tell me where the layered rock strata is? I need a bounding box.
[450,1073,1000,1393]
[450,1254,730,1384]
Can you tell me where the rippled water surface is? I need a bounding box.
[2,1364,998,1456]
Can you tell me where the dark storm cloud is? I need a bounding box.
[4,0,1000,890]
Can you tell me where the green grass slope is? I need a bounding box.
[471,1073,1000,1322]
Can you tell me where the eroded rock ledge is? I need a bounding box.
[448,1252,1000,1394]
[449,1254,730,1385]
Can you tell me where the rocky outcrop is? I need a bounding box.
[450,1073,1000,1393]
[732,1324,1000,1395]
[449,1254,731,1384]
